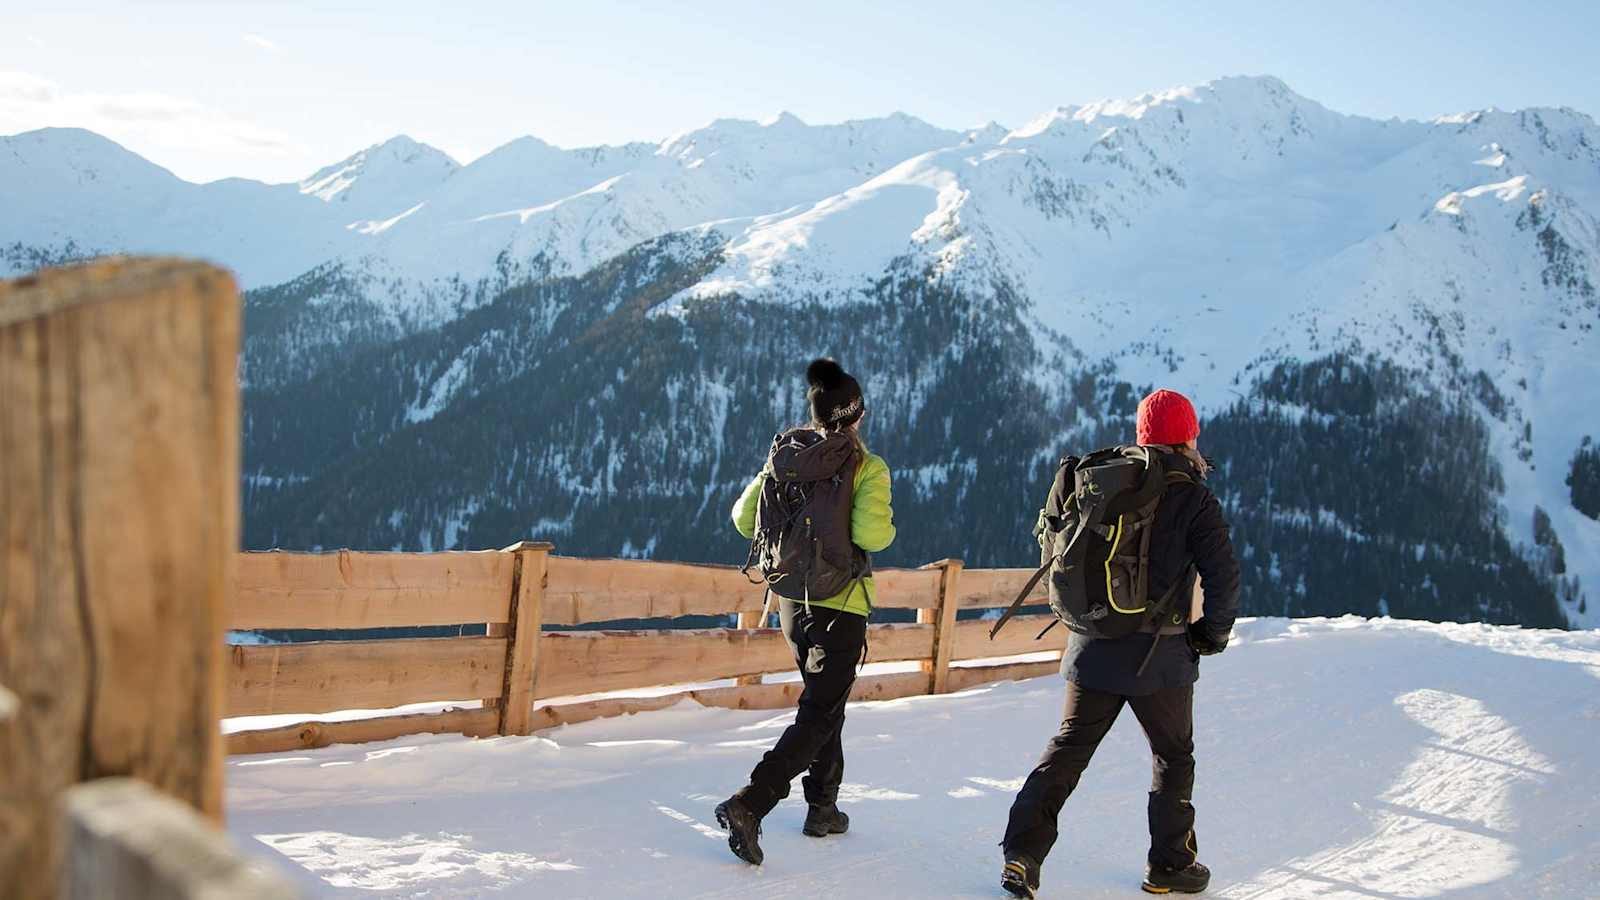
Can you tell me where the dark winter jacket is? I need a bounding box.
[1060,447,1240,695]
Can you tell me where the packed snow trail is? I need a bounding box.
[226,618,1600,898]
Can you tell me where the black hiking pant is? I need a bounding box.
[736,599,867,817]
[1003,682,1198,869]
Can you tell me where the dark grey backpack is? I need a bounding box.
[990,446,1194,666]
[740,428,866,603]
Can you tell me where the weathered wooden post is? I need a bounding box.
[0,260,239,897]
[918,559,964,694]
[734,596,772,686]
[496,541,552,735]
[63,779,298,899]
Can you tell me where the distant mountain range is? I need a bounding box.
[4,75,1595,628]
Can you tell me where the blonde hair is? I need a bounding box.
[1178,444,1211,478]
[1143,442,1210,478]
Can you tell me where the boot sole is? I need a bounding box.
[1001,878,1036,899]
[1141,881,1208,894]
[1001,860,1037,899]
[801,822,849,837]
[713,804,763,866]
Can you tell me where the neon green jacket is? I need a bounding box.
[732,447,895,617]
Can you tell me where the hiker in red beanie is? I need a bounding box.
[996,388,1239,898]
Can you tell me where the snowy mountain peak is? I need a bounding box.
[759,111,806,128]
[659,111,958,162]
[12,75,1593,628]
[2,126,179,185]
[1006,74,1333,144]
[299,135,458,209]
[965,122,1010,144]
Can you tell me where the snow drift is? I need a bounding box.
[226,617,1600,898]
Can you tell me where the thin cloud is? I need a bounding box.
[0,71,60,103]
[91,91,203,123]
[26,35,46,48]
[244,33,280,52]
[0,69,304,181]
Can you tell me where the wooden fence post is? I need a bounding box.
[918,559,964,694]
[0,260,238,898]
[497,542,552,735]
[734,599,770,685]
[482,617,508,714]
[63,779,300,899]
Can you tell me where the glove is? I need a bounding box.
[1187,619,1228,656]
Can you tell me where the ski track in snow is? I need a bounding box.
[226,617,1600,898]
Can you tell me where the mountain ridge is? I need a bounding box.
[4,75,1595,629]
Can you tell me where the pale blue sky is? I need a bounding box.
[3,0,1595,183]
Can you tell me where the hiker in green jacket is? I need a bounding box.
[714,358,896,866]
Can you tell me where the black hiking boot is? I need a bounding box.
[802,803,850,837]
[1000,853,1040,899]
[1142,860,1210,894]
[714,797,764,865]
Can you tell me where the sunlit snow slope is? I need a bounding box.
[7,76,1597,628]
[227,618,1600,899]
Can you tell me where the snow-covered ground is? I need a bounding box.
[226,617,1600,898]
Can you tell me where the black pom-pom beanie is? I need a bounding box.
[806,358,865,429]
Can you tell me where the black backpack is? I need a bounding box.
[991,445,1194,647]
[740,428,867,603]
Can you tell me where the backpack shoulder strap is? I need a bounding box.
[1134,562,1197,677]
[987,559,1054,640]
[991,454,1077,641]
[1124,466,1195,619]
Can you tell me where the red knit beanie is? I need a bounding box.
[1136,389,1200,446]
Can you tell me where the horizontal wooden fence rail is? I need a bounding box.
[227,637,508,716]
[232,549,516,630]
[537,556,941,623]
[226,545,1194,756]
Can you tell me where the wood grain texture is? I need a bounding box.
[534,623,935,699]
[953,614,1067,660]
[0,259,237,898]
[526,659,1060,733]
[226,707,498,756]
[920,560,964,693]
[528,671,933,731]
[541,556,768,623]
[733,604,769,686]
[225,638,507,716]
[955,567,1205,620]
[953,567,1041,609]
[541,557,940,624]
[869,566,942,609]
[946,658,1062,691]
[497,543,551,735]
[232,550,515,630]
[63,778,300,899]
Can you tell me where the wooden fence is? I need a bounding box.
[225,547,1107,755]
[2,259,242,898]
